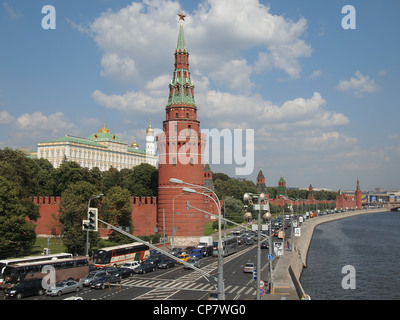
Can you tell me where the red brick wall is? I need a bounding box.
[32,196,158,237]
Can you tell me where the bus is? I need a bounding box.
[0,253,73,285]
[212,236,238,257]
[1,256,89,289]
[93,243,150,268]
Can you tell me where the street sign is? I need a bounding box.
[295,227,301,237]
[267,253,273,261]
[260,288,265,296]
[253,270,257,280]
[260,280,265,288]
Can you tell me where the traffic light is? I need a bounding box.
[186,200,190,210]
[82,208,98,231]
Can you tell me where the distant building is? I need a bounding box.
[36,122,156,171]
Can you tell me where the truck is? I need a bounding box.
[197,236,213,248]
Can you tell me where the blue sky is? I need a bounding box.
[1,0,399,192]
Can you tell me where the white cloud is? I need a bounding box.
[90,0,311,87]
[0,110,13,124]
[336,71,379,98]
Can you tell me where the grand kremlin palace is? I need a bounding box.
[36,122,157,171]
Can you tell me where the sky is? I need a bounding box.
[1,0,399,192]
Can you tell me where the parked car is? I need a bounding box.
[109,267,134,278]
[177,253,190,264]
[184,258,200,269]
[122,261,140,270]
[46,280,83,297]
[5,278,45,299]
[158,258,176,269]
[243,262,255,273]
[90,274,121,289]
[201,245,213,257]
[135,263,156,274]
[80,270,108,287]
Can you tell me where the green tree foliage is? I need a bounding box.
[58,181,102,255]
[100,186,133,244]
[0,176,37,258]
[0,147,160,257]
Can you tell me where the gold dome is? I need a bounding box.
[98,122,110,134]
[146,120,154,134]
[131,138,139,149]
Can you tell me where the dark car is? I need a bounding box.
[135,263,156,274]
[109,267,134,278]
[201,245,213,257]
[158,258,176,269]
[146,254,165,266]
[90,274,121,289]
[245,239,255,245]
[169,248,183,257]
[261,241,269,249]
[5,278,45,299]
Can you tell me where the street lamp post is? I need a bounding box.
[181,186,224,300]
[86,193,104,257]
[243,192,265,300]
[169,178,224,300]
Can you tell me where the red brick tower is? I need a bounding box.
[355,178,362,209]
[156,15,207,243]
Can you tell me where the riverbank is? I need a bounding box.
[265,207,388,300]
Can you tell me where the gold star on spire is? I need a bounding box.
[178,11,186,21]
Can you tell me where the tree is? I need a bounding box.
[123,163,158,196]
[53,161,84,196]
[100,186,133,244]
[0,177,37,258]
[58,181,101,255]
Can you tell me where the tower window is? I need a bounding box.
[176,113,179,119]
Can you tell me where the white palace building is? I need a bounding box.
[36,122,156,171]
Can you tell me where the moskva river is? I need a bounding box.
[300,211,400,300]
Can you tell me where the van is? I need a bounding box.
[5,278,45,299]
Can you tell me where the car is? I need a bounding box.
[146,254,165,266]
[5,278,45,299]
[261,241,269,249]
[90,274,121,289]
[207,292,218,300]
[201,245,213,257]
[46,280,83,297]
[243,262,255,273]
[158,258,176,269]
[122,261,140,270]
[184,258,200,269]
[177,253,190,264]
[190,249,203,259]
[109,267,134,278]
[169,248,183,256]
[245,239,255,245]
[80,270,108,287]
[134,263,156,274]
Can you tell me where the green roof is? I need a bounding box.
[39,135,107,148]
[176,23,187,52]
[88,132,122,143]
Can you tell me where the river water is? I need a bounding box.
[300,211,400,300]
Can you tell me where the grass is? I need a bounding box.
[27,237,67,256]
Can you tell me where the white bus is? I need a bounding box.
[93,243,150,268]
[212,237,238,257]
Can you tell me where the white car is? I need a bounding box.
[46,280,82,296]
[122,261,140,270]
[243,263,255,273]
